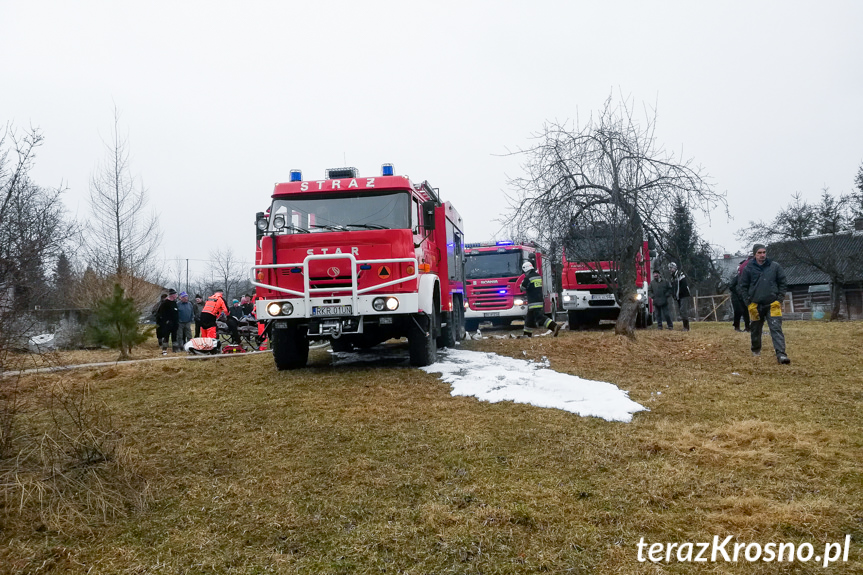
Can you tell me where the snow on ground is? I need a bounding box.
[331,346,646,423]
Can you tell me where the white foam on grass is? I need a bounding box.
[421,348,646,423]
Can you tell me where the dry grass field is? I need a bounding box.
[1,321,862,574]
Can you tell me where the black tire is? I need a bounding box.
[272,324,309,370]
[456,301,466,341]
[568,310,580,330]
[437,299,463,348]
[409,314,437,367]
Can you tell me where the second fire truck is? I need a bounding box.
[463,241,557,332]
[251,165,466,369]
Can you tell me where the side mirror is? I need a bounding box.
[649,250,657,259]
[422,200,437,231]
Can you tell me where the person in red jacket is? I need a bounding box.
[199,290,229,339]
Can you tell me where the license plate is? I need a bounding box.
[483,312,500,317]
[273,320,288,329]
[312,305,352,316]
[591,294,615,300]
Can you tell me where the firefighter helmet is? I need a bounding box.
[522,261,534,273]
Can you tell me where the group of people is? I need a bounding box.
[647,243,790,365]
[152,290,256,354]
[648,261,693,331]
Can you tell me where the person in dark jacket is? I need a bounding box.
[519,261,561,337]
[156,289,179,355]
[648,270,673,329]
[668,262,692,331]
[728,256,753,332]
[737,244,790,364]
[151,293,167,343]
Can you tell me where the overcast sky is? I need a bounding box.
[3,1,861,283]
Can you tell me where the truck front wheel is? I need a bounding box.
[272,324,310,370]
[409,314,437,367]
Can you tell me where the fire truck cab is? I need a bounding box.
[463,241,556,332]
[251,165,466,369]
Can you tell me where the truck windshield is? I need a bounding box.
[465,252,521,280]
[268,192,410,233]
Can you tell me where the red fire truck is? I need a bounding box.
[251,165,466,369]
[463,241,557,332]
[561,229,653,329]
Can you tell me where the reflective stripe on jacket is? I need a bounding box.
[202,294,228,317]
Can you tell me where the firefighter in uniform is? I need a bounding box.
[520,261,561,338]
[199,290,229,339]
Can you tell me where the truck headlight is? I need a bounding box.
[514,298,524,306]
[385,297,399,311]
[563,295,571,302]
[635,293,643,301]
[267,302,293,316]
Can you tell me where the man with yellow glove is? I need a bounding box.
[737,244,791,364]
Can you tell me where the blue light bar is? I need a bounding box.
[498,290,506,294]
[496,240,514,246]
[381,163,394,176]
[290,170,302,182]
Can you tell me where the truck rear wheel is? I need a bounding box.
[409,314,437,367]
[437,298,464,348]
[272,324,309,370]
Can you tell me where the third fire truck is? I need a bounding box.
[561,228,653,329]
[251,164,466,369]
[463,241,556,332]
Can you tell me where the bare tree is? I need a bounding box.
[84,107,162,285]
[208,247,246,302]
[506,95,725,337]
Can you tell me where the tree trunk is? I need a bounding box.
[830,283,842,320]
[615,298,638,339]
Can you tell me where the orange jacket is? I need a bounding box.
[202,293,228,317]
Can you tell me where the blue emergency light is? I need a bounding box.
[496,240,514,246]
[290,170,302,182]
[381,163,394,176]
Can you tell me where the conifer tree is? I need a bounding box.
[89,284,151,359]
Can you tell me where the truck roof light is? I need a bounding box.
[381,163,394,176]
[290,169,302,182]
[325,167,359,179]
[496,240,514,246]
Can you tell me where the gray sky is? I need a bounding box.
[3,1,862,282]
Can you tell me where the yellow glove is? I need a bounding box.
[748,303,759,321]
[770,301,782,317]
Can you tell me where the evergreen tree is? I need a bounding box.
[51,252,76,308]
[666,195,718,292]
[89,284,151,359]
[852,161,863,219]
[815,189,847,234]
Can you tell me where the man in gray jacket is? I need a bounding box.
[737,244,791,364]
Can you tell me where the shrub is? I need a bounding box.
[88,284,153,360]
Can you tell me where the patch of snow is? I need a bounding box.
[421,349,647,423]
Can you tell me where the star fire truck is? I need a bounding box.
[561,228,653,329]
[463,241,557,332]
[251,165,466,370]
